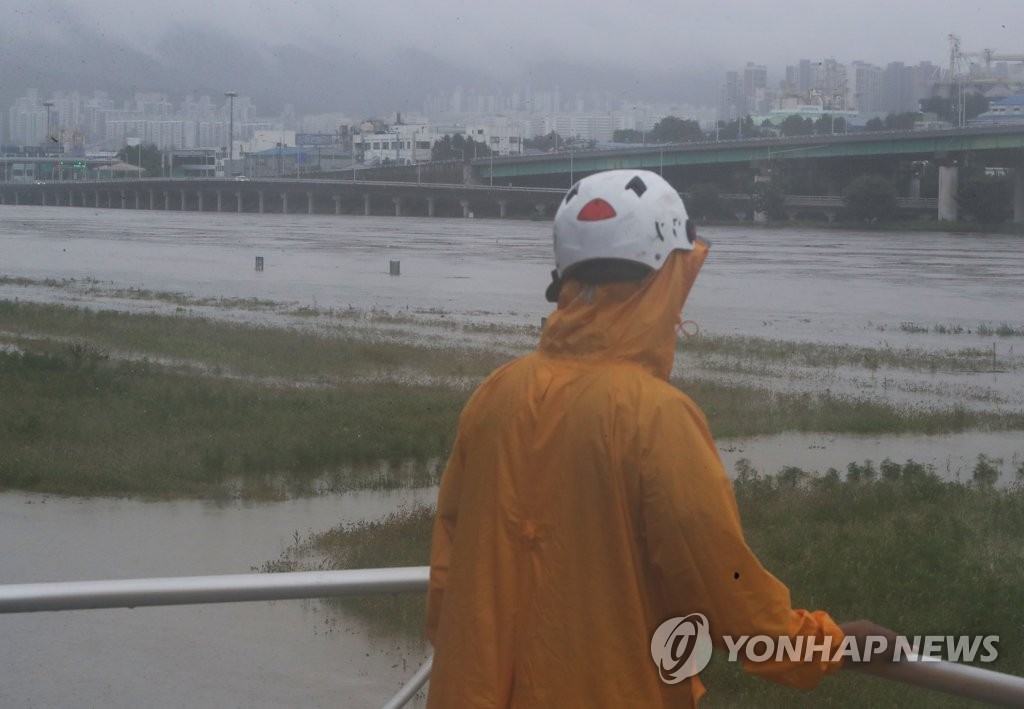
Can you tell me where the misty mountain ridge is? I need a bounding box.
[2,18,718,122]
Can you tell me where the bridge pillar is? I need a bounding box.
[427,196,435,217]
[120,190,127,208]
[281,192,289,214]
[460,199,470,218]
[1014,169,1024,225]
[180,190,187,211]
[258,191,265,214]
[393,196,403,217]
[333,195,341,215]
[363,193,371,216]
[164,191,170,210]
[216,190,224,212]
[938,165,959,222]
[14,192,20,206]
[41,191,47,206]
[236,191,243,213]
[94,191,100,207]
[498,199,507,218]
[196,191,204,212]
[307,192,314,214]
[149,190,155,210]
[134,191,140,209]
[0,193,5,205]
[908,176,921,199]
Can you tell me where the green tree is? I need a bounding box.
[684,183,725,221]
[884,112,920,131]
[957,173,1012,228]
[431,134,491,162]
[116,143,162,177]
[523,131,565,152]
[612,129,646,144]
[865,117,885,131]
[648,116,704,143]
[919,93,989,124]
[753,181,787,223]
[813,114,846,134]
[842,175,899,222]
[779,115,814,137]
[715,116,759,140]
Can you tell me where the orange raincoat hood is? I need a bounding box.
[539,240,709,380]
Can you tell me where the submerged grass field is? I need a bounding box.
[4,294,1024,705]
[2,298,1024,497]
[282,465,1024,708]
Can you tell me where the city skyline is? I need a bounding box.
[4,0,1022,120]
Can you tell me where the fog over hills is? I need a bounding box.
[5,0,1017,119]
[2,14,722,118]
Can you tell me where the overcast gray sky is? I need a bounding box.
[9,0,1020,76]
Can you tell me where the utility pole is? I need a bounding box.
[225,91,238,174]
[42,101,54,150]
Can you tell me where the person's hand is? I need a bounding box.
[838,619,900,667]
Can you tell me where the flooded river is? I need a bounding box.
[1,206,1023,706]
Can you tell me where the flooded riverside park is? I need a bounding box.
[1,205,1023,706]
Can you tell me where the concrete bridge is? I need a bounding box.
[0,176,944,223]
[469,125,1024,223]
[0,177,566,220]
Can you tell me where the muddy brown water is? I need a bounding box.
[1,206,1023,706]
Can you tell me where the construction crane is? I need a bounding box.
[948,34,969,127]
[942,34,1024,127]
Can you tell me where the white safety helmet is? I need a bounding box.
[552,169,697,284]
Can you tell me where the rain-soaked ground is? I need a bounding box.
[1,206,1023,706]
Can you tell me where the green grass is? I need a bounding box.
[679,333,1013,374]
[3,298,1023,497]
[293,465,1024,708]
[0,299,508,381]
[678,378,1024,438]
[0,345,462,497]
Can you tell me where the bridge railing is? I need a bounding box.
[2,567,1024,706]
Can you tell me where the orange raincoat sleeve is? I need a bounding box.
[639,386,845,687]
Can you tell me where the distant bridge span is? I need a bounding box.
[477,125,1024,180]
[0,178,566,219]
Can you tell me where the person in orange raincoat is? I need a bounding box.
[426,170,890,707]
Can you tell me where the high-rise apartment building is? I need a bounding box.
[852,61,884,112]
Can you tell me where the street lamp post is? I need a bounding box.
[225,91,238,175]
[42,101,54,151]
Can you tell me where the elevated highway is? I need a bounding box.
[478,125,1024,182]
[472,125,1024,222]
[0,177,566,219]
[3,125,1022,222]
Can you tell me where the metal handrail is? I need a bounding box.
[864,654,1024,706]
[2,568,1023,706]
[0,567,433,709]
[0,567,428,613]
